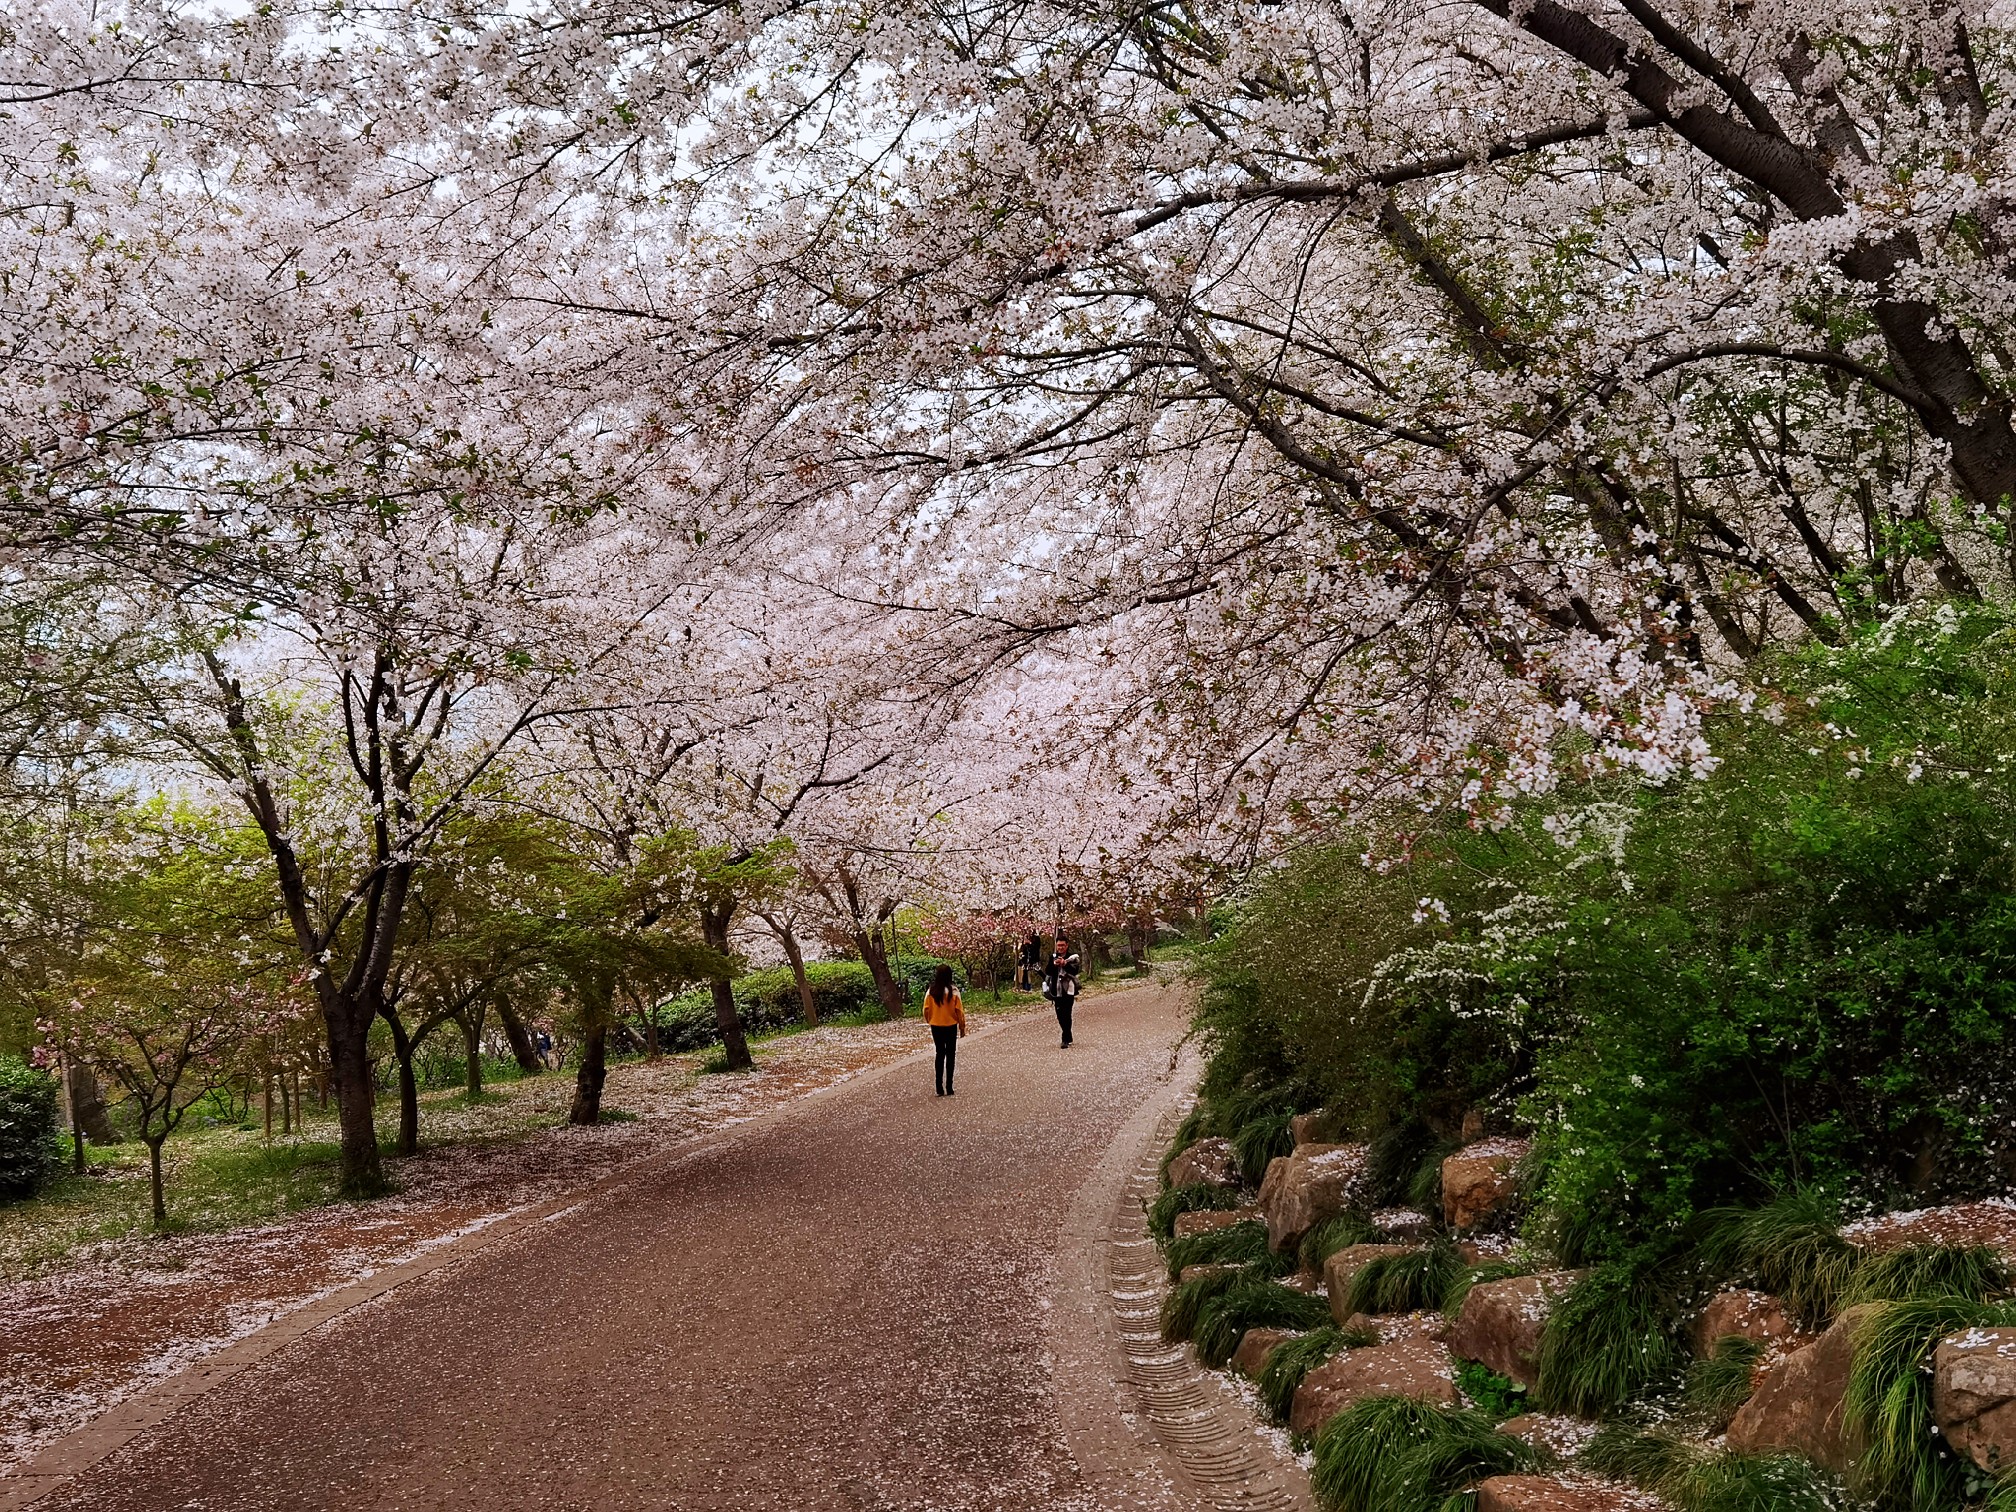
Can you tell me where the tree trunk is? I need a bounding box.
[780,926,818,1027]
[283,1069,295,1135]
[146,1135,167,1228]
[379,1007,421,1158]
[700,899,753,1069]
[495,999,544,1074]
[461,1008,484,1098]
[569,1021,608,1124]
[65,1062,118,1144]
[263,1065,274,1143]
[855,929,904,1019]
[327,1010,386,1195]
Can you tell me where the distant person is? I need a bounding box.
[536,1030,556,1070]
[922,964,967,1096]
[1043,937,1081,1048]
[1016,932,1041,991]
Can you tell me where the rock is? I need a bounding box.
[1690,1289,1799,1357]
[1258,1143,1370,1254]
[1374,1208,1438,1243]
[1933,1326,2016,1472]
[1231,1327,1300,1378]
[1725,1304,1874,1473]
[1441,1137,1532,1231]
[1167,1137,1240,1190]
[1177,1263,1242,1285]
[1498,1415,1599,1458]
[1171,1206,1258,1240]
[1289,1336,1455,1436]
[1323,1244,1416,1325]
[1282,1269,1325,1294]
[1845,1200,2016,1262]
[1290,1109,1340,1144]
[1474,1476,1645,1511]
[1445,1272,1583,1388]
[1461,1110,1486,1142]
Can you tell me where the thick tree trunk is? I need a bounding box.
[461,1010,483,1098]
[495,1000,543,1074]
[569,1021,608,1124]
[65,1063,117,1145]
[780,927,818,1027]
[327,1009,386,1196]
[855,929,904,1019]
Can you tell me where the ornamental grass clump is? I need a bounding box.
[1298,1211,1377,1272]
[1230,1110,1296,1185]
[1535,1261,1682,1416]
[1844,1295,2016,1510]
[1258,1325,1377,1423]
[1160,1264,1248,1343]
[1148,1181,1243,1242]
[1581,1425,1838,1512]
[1343,1240,1464,1316]
[1164,1219,1282,1280]
[1192,1277,1332,1368]
[1309,1396,1537,1512]
[1684,1334,1765,1428]
[1694,1194,1860,1327]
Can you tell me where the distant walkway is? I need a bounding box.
[23,983,1260,1512]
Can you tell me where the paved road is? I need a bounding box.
[44,986,1197,1512]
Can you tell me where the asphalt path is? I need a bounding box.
[42,984,1196,1512]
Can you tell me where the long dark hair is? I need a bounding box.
[930,964,955,1001]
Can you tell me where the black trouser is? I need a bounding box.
[931,1025,959,1092]
[1054,995,1075,1045]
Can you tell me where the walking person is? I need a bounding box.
[1043,936,1081,1048]
[923,964,967,1096]
[1016,931,1041,991]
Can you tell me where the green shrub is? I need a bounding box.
[1309,1396,1538,1512]
[1454,1359,1527,1420]
[1193,1277,1331,1368]
[1535,1261,1682,1416]
[0,1056,61,1200]
[1148,1182,1244,1242]
[1165,1219,1282,1280]
[1344,1241,1464,1316]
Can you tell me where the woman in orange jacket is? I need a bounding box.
[922,964,967,1096]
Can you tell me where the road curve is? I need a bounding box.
[38,984,1217,1512]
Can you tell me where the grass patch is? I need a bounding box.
[1310,1396,1538,1512]
[1694,1193,1857,1327]
[1845,1294,2016,1508]
[1161,1263,1248,1343]
[1845,1242,2011,1308]
[1535,1260,1682,1416]
[1193,1276,1332,1368]
[1344,1240,1464,1316]
[1259,1325,1375,1422]
[1685,1334,1764,1427]
[1165,1219,1285,1280]
[1147,1181,1244,1242]
[1582,1425,1839,1512]
[1299,1211,1377,1272]
[1230,1110,1296,1185]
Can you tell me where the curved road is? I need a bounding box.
[37,984,1216,1512]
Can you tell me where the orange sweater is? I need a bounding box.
[922,988,966,1029]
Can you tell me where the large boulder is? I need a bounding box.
[1933,1327,2016,1473]
[1231,1327,1300,1378]
[1257,1143,1370,1254]
[1290,1109,1342,1145]
[1474,1477,1645,1512]
[1172,1206,1258,1240]
[1725,1304,1874,1473]
[1445,1272,1583,1388]
[1167,1137,1240,1190]
[1441,1137,1532,1231]
[1690,1289,1799,1357]
[1323,1244,1417,1325]
[1288,1336,1455,1436]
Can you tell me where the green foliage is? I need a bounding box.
[656,962,882,1051]
[1299,1211,1377,1272]
[1259,1326,1371,1423]
[1230,1109,1295,1185]
[1165,1219,1282,1280]
[1845,1243,2011,1310]
[1309,1397,1538,1512]
[1694,1193,1858,1326]
[1344,1241,1464,1316]
[1535,1262,1682,1416]
[1148,1181,1244,1242]
[1685,1335,1764,1426]
[1193,1277,1331,1368]
[1453,1359,1527,1421]
[1582,1426,1838,1512]
[1844,1295,2016,1509]
[1160,1264,1247,1343]
[0,1057,61,1200]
